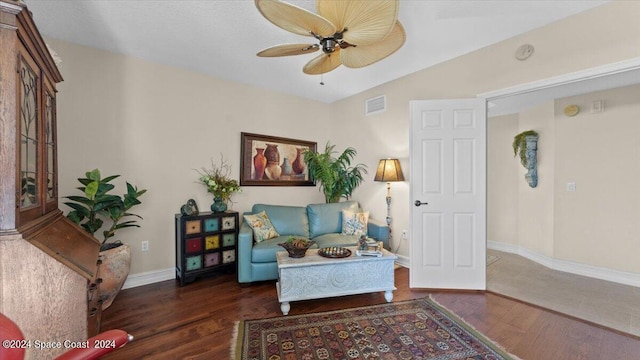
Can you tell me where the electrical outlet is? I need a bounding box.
[141,241,149,252]
[401,230,408,240]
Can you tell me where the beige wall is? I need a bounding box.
[48,1,640,277]
[487,114,519,246]
[554,84,640,272]
[517,102,555,257]
[488,84,640,274]
[50,38,333,275]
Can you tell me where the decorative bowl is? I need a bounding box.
[278,239,316,258]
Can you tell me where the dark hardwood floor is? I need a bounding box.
[101,268,640,359]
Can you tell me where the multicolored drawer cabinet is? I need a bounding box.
[175,211,239,286]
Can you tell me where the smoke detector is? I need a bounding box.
[515,44,535,61]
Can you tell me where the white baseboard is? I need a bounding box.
[394,253,410,268]
[122,267,175,290]
[488,241,640,288]
[123,254,412,289]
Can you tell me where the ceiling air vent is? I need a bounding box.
[365,95,386,116]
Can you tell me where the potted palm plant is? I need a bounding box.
[303,142,367,203]
[64,169,147,309]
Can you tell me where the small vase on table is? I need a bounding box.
[211,196,227,213]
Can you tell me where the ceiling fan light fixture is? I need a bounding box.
[255,0,404,75]
[321,38,337,53]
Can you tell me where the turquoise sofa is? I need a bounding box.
[237,201,389,283]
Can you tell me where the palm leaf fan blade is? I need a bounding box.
[257,43,319,57]
[255,0,335,38]
[317,0,399,46]
[340,21,405,68]
[303,49,342,74]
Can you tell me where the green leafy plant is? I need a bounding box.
[285,236,311,247]
[512,130,539,168]
[196,155,241,202]
[64,169,147,250]
[303,142,367,203]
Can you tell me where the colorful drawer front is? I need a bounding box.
[186,238,202,254]
[223,250,235,264]
[221,216,235,230]
[186,256,202,271]
[205,253,220,267]
[205,235,220,250]
[185,220,201,235]
[204,217,219,232]
[223,233,235,247]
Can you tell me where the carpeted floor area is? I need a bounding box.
[487,249,640,337]
[487,254,501,266]
[232,296,519,360]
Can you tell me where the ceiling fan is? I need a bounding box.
[255,0,406,75]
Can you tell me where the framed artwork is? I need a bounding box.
[240,132,316,186]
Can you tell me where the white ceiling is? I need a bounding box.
[25,0,609,103]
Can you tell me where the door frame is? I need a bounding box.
[478,57,640,116]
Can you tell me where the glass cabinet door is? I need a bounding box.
[16,46,59,226]
[18,53,41,223]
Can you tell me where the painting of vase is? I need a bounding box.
[292,147,306,175]
[281,157,293,178]
[263,143,281,180]
[264,143,280,165]
[240,132,317,186]
[264,163,281,180]
[253,148,266,180]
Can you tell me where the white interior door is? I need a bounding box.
[409,99,486,289]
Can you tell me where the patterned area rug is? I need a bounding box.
[232,296,518,360]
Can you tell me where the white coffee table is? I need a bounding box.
[276,246,397,315]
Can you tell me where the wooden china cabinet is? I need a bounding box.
[0,1,102,358]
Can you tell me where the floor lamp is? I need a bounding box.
[374,159,404,252]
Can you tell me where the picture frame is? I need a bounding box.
[240,132,317,186]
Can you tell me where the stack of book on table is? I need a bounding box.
[355,248,383,257]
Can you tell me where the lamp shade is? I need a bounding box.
[374,159,404,182]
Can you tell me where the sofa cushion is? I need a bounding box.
[252,204,310,238]
[307,201,359,238]
[243,211,280,243]
[252,235,316,263]
[341,209,369,236]
[314,233,360,248]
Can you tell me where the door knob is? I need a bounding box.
[414,200,428,207]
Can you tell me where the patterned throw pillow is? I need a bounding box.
[243,211,280,243]
[341,209,369,236]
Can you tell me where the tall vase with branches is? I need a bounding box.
[303,142,367,203]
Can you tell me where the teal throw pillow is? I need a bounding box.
[243,211,280,243]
